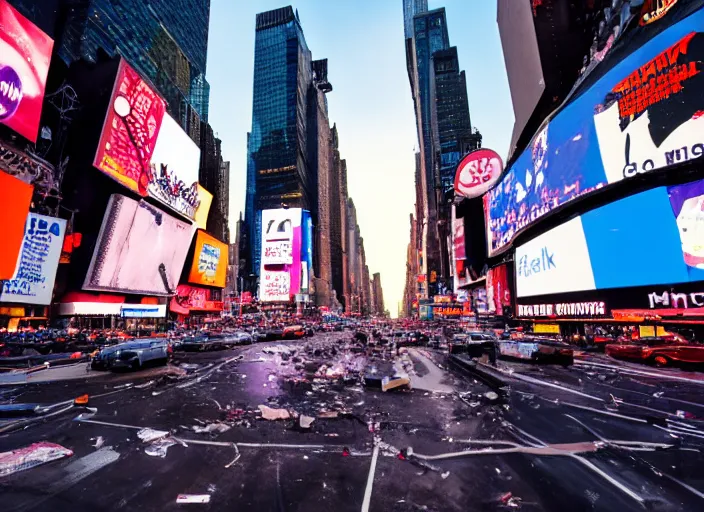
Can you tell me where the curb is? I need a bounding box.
[448,354,509,390]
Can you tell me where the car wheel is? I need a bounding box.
[130,359,141,371]
[653,355,670,367]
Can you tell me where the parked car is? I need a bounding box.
[91,339,169,371]
[283,325,306,339]
[448,333,496,355]
[605,335,704,367]
[497,337,574,365]
[231,332,253,345]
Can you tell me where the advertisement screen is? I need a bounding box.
[93,60,167,195]
[516,178,704,298]
[486,10,704,256]
[259,208,303,301]
[0,171,33,279]
[301,210,313,292]
[148,113,201,218]
[169,284,221,314]
[188,230,228,288]
[486,264,511,315]
[454,149,503,199]
[194,185,213,230]
[84,194,194,296]
[1,213,65,305]
[0,0,54,142]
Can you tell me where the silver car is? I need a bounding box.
[91,339,169,371]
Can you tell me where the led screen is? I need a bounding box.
[93,60,167,195]
[0,0,54,142]
[516,178,704,298]
[148,113,201,218]
[0,171,32,279]
[259,208,302,302]
[486,10,704,256]
[84,194,194,296]
[1,213,65,305]
[188,230,228,288]
[194,185,213,230]
[486,264,511,316]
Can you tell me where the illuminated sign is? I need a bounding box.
[640,0,679,26]
[261,271,290,302]
[259,209,304,301]
[517,302,607,318]
[486,16,704,257]
[454,148,503,199]
[0,0,54,142]
[94,60,166,195]
[0,171,32,279]
[188,231,228,288]
[194,185,213,230]
[1,213,65,305]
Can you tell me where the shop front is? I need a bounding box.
[56,292,168,332]
[169,284,223,326]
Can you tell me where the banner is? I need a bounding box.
[486,264,511,315]
[454,148,503,199]
[1,213,65,305]
[0,0,54,142]
[260,208,303,301]
[260,271,290,302]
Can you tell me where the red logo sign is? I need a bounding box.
[454,148,504,199]
[93,60,166,195]
[0,0,54,142]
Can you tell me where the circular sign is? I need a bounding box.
[0,65,23,121]
[454,148,504,199]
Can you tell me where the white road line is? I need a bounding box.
[361,444,380,512]
[575,360,704,385]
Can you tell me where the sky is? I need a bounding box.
[206,0,514,317]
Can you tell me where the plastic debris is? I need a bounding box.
[137,428,170,443]
[145,438,178,458]
[74,394,90,405]
[441,471,450,479]
[499,491,522,508]
[0,442,74,477]
[484,391,499,401]
[300,415,315,429]
[193,423,231,434]
[258,405,291,420]
[176,494,211,504]
[92,436,105,449]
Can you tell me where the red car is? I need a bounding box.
[605,335,704,367]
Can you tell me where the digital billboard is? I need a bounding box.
[516,177,704,298]
[1,213,65,305]
[188,230,228,288]
[170,284,221,314]
[194,185,213,230]
[301,210,313,293]
[486,9,704,256]
[0,0,54,142]
[0,171,32,279]
[148,113,201,218]
[259,208,303,301]
[93,60,167,195]
[486,264,511,316]
[84,194,194,296]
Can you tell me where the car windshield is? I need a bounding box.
[3,1,704,511]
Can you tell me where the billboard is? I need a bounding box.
[486,264,511,316]
[0,171,33,279]
[169,284,221,314]
[454,149,503,199]
[84,194,194,296]
[301,210,313,292]
[259,208,303,301]
[516,178,704,298]
[0,0,54,142]
[148,113,201,218]
[486,10,704,256]
[194,185,213,230]
[1,213,65,305]
[188,230,228,288]
[93,60,166,195]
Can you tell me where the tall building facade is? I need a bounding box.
[404,3,479,297]
[57,0,210,138]
[199,122,229,244]
[372,273,385,317]
[244,6,316,281]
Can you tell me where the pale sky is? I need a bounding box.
[206,0,514,316]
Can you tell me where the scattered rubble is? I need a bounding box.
[176,494,211,504]
[299,415,315,429]
[0,442,74,477]
[258,405,291,420]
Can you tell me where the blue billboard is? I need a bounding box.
[516,178,704,298]
[487,8,704,256]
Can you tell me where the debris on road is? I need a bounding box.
[137,428,170,443]
[258,405,291,420]
[176,494,211,504]
[0,442,74,477]
[92,436,105,449]
[193,422,231,434]
[381,376,411,392]
[145,438,178,458]
[299,415,315,429]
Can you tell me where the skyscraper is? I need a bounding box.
[245,6,316,279]
[57,0,211,136]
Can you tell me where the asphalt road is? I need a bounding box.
[1,333,704,511]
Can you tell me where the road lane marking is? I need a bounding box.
[361,443,380,512]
